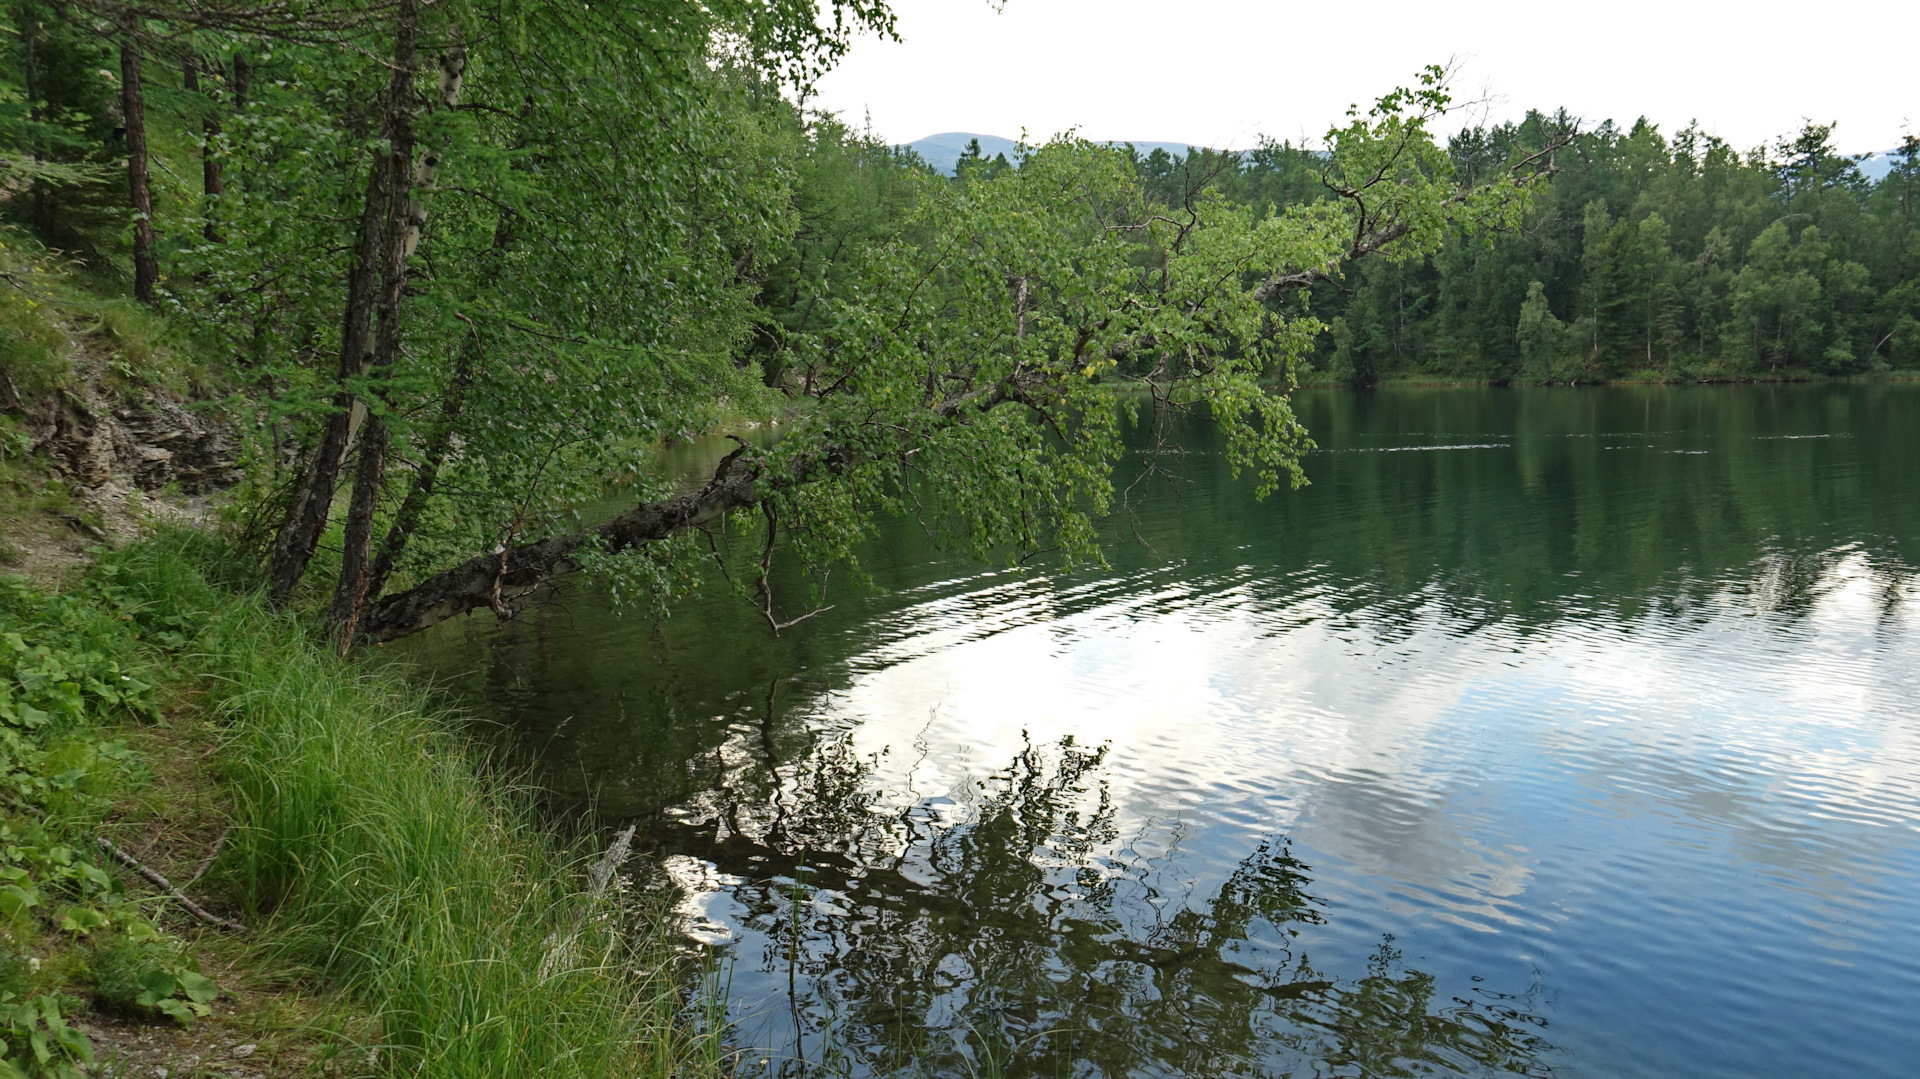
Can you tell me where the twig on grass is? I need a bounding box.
[96,836,248,933]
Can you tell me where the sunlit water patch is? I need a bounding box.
[406,384,1920,1078]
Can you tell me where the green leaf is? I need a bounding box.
[53,1024,91,1064]
[136,969,178,1000]
[177,971,218,1004]
[0,884,39,919]
[44,682,82,717]
[57,906,109,934]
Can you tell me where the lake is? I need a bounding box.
[405,384,1920,1079]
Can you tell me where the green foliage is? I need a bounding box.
[0,574,243,1066]
[92,532,715,1077]
[0,992,91,1079]
[0,1,123,259]
[734,72,1527,597]
[1264,114,1920,381]
[750,108,928,388]
[87,931,215,1024]
[0,237,70,398]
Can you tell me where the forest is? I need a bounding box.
[0,3,1917,1077]
[913,120,1920,385]
[0,0,1542,646]
[7,1,1910,651]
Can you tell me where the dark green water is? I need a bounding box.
[407,384,1920,1079]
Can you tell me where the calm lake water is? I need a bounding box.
[407,384,1920,1079]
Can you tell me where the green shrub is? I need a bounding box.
[0,992,92,1079]
[0,288,69,401]
[0,572,222,1064]
[86,932,216,1024]
[91,533,715,1079]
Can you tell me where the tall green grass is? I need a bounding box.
[97,532,716,1078]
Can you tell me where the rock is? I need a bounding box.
[35,388,239,495]
[231,1044,256,1058]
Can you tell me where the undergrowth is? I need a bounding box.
[91,532,718,1078]
[0,532,718,1078]
[0,571,221,1076]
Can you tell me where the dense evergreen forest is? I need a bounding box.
[1286,119,1920,382]
[787,120,1920,384]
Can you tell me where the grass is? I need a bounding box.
[0,226,213,402]
[0,242,74,400]
[1,531,719,1078]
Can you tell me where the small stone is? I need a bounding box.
[232,1044,257,1058]
[153,1069,168,1079]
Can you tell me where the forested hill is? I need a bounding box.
[781,116,1917,384]
[1209,118,1920,383]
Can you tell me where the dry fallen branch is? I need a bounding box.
[586,824,636,898]
[96,836,248,934]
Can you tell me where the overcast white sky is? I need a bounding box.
[808,0,1916,155]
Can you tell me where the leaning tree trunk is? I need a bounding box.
[359,446,772,642]
[330,44,466,641]
[358,324,479,606]
[119,15,157,306]
[264,0,419,604]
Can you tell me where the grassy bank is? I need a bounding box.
[0,531,716,1078]
[1290,368,1920,388]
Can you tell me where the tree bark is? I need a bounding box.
[21,0,57,239]
[264,0,419,604]
[330,42,466,638]
[360,326,479,605]
[329,413,391,642]
[232,52,249,110]
[183,57,223,243]
[357,378,1006,644]
[119,14,158,306]
[360,446,770,642]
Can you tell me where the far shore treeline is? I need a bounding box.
[1212,120,1918,384]
[952,121,1920,384]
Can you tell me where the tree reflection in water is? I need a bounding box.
[648,726,1551,1078]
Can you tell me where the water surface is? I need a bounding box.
[408,385,1920,1078]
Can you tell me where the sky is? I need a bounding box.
[808,0,1917,156]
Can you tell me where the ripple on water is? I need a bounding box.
[410,385,1920,1079]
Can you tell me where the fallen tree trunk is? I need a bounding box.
[360,444,765,642]
[358,373,1030,644]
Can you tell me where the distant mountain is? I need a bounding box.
[1858,150,1902,182]
[905,132,1201,175]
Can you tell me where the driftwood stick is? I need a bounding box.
[96,837,248,933]
[539,825,641,980]
[587,824,636,897]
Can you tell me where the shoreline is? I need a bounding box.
[1288,370,1920,388]
[0,533,717,1078]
